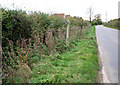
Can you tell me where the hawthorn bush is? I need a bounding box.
[2,8,32,47]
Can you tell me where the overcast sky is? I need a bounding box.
[0,0,119,22]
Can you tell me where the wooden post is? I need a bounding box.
[66,20,70,46]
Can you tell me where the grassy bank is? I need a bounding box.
[29,26,99,83]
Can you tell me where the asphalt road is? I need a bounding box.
[96,25,118,83]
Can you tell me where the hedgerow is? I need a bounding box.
[105,19,120,30]
[1,8,90,83]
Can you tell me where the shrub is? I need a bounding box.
[2,8,32,47]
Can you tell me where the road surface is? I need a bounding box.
[96,25,118,83]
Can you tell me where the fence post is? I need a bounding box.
[66,20,70,46]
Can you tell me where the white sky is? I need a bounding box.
[0,0,119,22]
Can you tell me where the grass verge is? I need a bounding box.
[29,26,99,83]
[104,25,120,30]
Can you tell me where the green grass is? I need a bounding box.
[28,26,99,83]
[104,25,120,30]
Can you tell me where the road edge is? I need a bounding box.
[95,25,110,83]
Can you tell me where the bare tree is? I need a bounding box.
[87,6,94,23]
